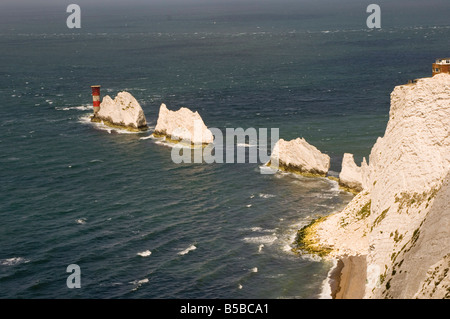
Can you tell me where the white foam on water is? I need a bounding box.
[154,139,176,148]
[259,165,277,175]
[326,178,340,194]
[129,278,149,286]
[137,278,149,284]
[250,267,258,273]
[301,253,322,263]
[318,259,337,299]
[246,204,252,208]
[258,193,276,199]
[178,244,197,256]
[258,244,264,253]
[130,278,149,292]
[139,135,155,140]
[78,114,142,135]
[154,137,201,150]
[279,219,312,255]
[242,235,277,245]
[237,143,257,148]
[0,257,30,266]
[56,105,92,111]
[137,250,152,257]
[76,218,86,225]
[282,243,293,254]
[240,227,276,233]
[264,273,285,279]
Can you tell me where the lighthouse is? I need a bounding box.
[91,85,101,114]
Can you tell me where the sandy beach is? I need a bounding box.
[331,255,367,299]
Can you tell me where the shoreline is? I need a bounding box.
[324,255,367,299]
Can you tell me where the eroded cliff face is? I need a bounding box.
[301,74,450,299]
[364,74,450,298]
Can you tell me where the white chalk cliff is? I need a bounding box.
[339,153,363,192]
[302,74,450,299]
[269,137,330,176]
[153,103,214,145]
[92,91,148,131]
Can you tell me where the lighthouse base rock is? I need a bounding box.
[91,91,148,131]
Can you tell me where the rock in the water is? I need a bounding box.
[339,153,363,192]
[269,137,330,176]
[153,103,214,145]
[92,91,148,131]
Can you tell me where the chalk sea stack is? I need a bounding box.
[339,153,364,193]
[269,137,330,176]
[91,91,148,132]
[153,103,214,146]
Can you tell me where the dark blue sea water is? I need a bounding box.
[0,0,448,298]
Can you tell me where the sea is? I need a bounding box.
[0,0,448,299]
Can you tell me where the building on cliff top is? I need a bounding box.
[432,58,450,76]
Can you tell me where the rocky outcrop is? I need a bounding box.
[153,103,214,145]
[298,190,371,258]
[91,91,148,131]
[295,74,450,299]
[364,74,450,299]
[339,153,363,192]
[269,137,330,176]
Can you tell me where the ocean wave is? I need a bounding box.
[178,244,197,256]
[130,278,149,292]
[89,159,104,163]
[301,253,322,263]
[0,257,30,266]
[78,114,142,134]
[137,250,152,257]
[154,139,177,148]
[56,105,92,111]
[325,178,340,193]
[281,243,293,254]
[153,137,201,149]
[139,135,156,140]
[258,165,276,175]
[241,227,276,233]
[258,193,276,199]
[76,218,86,225]
[123,88,147,92]
[242,235,277,245]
